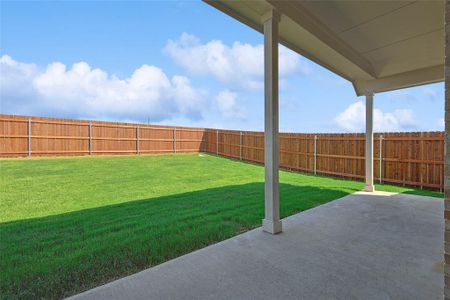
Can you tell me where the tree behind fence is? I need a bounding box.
[1,114,444,191]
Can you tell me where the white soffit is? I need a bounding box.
[204,0,444,96]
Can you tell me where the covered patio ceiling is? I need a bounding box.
[204,0,444,95]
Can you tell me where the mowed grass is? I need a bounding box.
[0,154,442,299]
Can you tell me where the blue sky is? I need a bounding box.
[0,1,444,133]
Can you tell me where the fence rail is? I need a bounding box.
[0,114,444,190]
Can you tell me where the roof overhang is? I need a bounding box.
[204,0,444,96]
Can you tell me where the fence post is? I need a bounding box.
[202,129,206,153]
[27,118,31,158]
[173,128,177,153]
[314,135,317,175]
[216,129,219,155]
[136,126,140,155]
[418,135,424,189]
[88,122,92,155]
[240,131,243,160]
[379,134,383,184]
[442,140,445,193]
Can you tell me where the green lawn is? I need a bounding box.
[0,154,442,299]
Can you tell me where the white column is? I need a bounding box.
[262,10,282,234]
[365,93,375,192]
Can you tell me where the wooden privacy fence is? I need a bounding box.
[0,115,205,156]
[0,114,445,190]
[204,129,444,191]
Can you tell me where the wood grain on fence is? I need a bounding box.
[208,129,444,191]
[0,114,205,156]
[0,114,444,190]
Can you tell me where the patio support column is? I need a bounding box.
[262,10,282,234]
[365,93,375,192]
[444,0,450,297]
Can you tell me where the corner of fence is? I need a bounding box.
[88,121,93,156]
[27,118,32,158]
[136,125,140,155]
[313,135,317,175]
[173,127,177,153]
[240,131,243,160]
[216,129,219,156]
[379,134,383,184]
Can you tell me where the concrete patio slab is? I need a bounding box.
[69,191,443,300]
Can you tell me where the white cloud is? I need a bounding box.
[387,90,416,102]
[335,101,417,132]
[164,33,310,90]
[0,55,205,122]
[0,55,39,114]
[422,88,439,101]
[388,87,441,103]
[215,90,244,119]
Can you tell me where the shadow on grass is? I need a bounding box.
[0,182,353,299]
